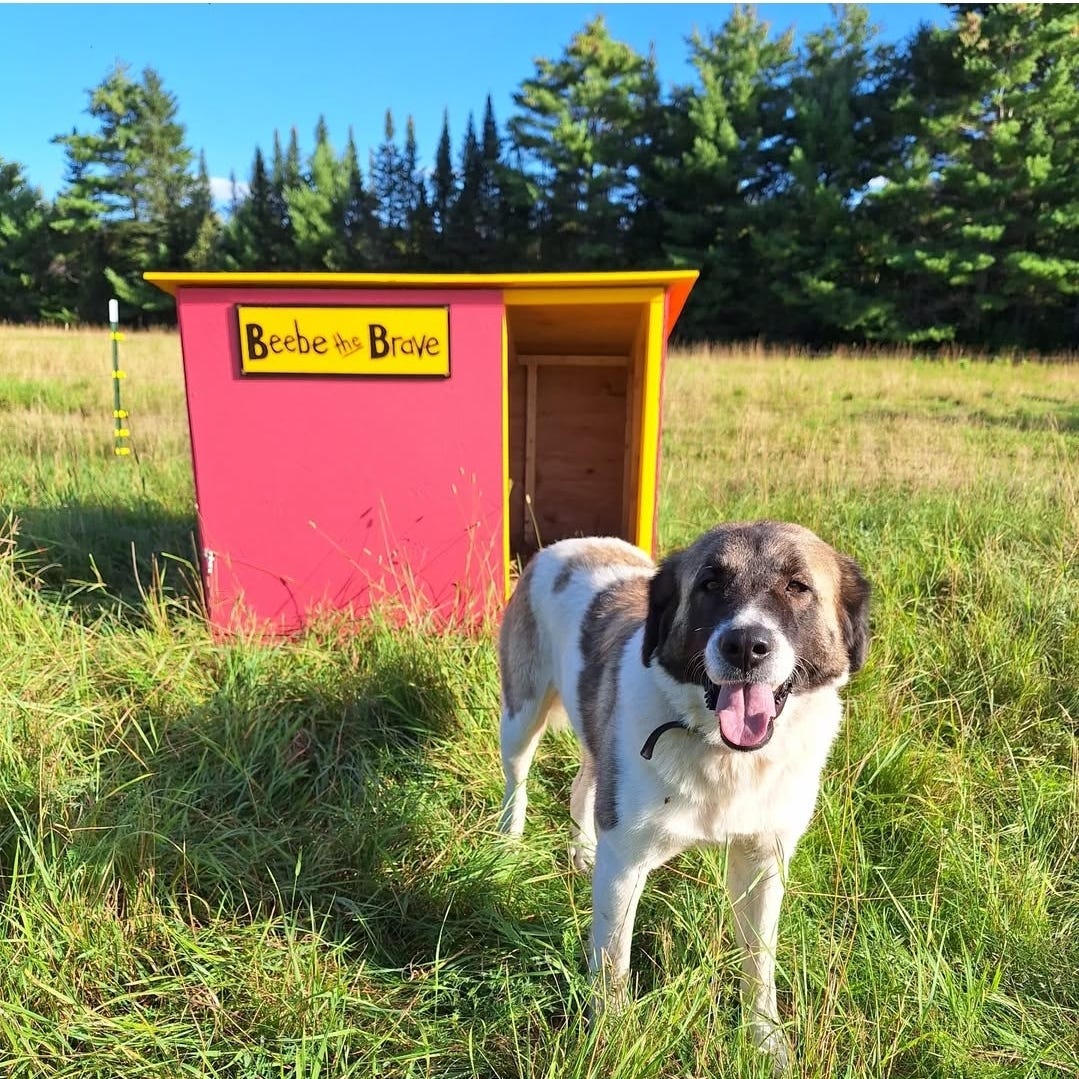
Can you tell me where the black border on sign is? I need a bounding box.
[233,303,453,380]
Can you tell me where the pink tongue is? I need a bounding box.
[715,683,777,748]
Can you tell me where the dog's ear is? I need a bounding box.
[643,552,682,667]
[837,554,871,674]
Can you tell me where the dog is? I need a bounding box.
[497,521,870,1070]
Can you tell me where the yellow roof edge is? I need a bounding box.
[143,269,700,299]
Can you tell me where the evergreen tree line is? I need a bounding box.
[2,4,1077,350]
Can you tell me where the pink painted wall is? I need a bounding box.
[174,287,505,634]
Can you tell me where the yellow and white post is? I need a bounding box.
[109,298,130,456]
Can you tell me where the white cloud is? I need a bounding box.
[209,176,248,205]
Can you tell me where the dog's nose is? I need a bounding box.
[719,626,775,671]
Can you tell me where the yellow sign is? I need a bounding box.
[236,306,450,376]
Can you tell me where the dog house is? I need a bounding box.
[146,270,698,633]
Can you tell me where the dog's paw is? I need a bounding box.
[588,979,629,1022]
[569,842,595,874]
[497,800,526,838]
[752,1021,791,1076]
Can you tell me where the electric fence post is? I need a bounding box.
[109,298,130,456]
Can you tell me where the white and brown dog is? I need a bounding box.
[498,521,870,1069]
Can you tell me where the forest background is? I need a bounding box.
[1,3,1077,352]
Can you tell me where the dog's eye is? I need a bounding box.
[786,579,811,595]
[699,577,722,593]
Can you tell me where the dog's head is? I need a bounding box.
[642,521,870,752]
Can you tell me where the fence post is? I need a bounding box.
[109,298,130,457]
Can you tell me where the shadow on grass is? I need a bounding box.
[853,399,1079,434]
[2,499,577,989]
[46,632,574,1007]
[966,402,1079,434]
[0,613,604,1072]
[8,500,200,614]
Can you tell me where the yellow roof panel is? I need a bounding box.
[144,270,699,337]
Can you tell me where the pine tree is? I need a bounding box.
[432,111,456,238]
[0,159,54,321]
[283,128,302,191]
[757,4,904,343]
[371,110,407,266]
[621,43,669,267]
[285,117,349,269]
[869,3,1079,349]
[401,117,434,268]
[183,150,218,270]
[510,15,661,268]
[228,169,241,219]
[443,103,503,268]
[340,129,379,269]
[660,6,797,337]
[447,113,483,268]
[409,182,436,270]
[429,111,457,269]
[496,140,540,270]
[51,62,213,322]
[267,129,298,267]
[477,96,503,261]
[222,147,280,269]
[48,139,110,320]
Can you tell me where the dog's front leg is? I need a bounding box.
[588,832,651,1014]
[727,836,791,1074]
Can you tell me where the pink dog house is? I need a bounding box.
[146,271,697,634]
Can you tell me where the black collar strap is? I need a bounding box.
[640,720,693,760]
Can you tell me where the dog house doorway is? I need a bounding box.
[505,286,668,566]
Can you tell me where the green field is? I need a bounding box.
[1,327,1076,1077]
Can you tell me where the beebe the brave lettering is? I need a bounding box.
[245,319,442,362]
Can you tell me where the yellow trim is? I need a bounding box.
[502,286,664,308]
[635,295,666,552]
[501,307,511,599]
[144,269,697,298]
[112,370,126,379]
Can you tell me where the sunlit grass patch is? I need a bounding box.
[0,327,1076,1077]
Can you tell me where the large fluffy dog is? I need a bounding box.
[498,521,870,1069]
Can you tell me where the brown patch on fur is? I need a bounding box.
[552,540,652,593]
[835,552,872,673]
[499,560,542,715]
[577,575,650,831]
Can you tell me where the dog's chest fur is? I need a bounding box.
[609,660,840,848]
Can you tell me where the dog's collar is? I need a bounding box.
[640,720,693,760]
[640,676,796,760]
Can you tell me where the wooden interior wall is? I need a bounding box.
[528,362,628,555]
[506,300,647,567]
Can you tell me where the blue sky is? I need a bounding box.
[2,3,949,203]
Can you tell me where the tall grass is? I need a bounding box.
[0,328,1076,1077]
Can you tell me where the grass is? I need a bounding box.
[0,326,1076,1077]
